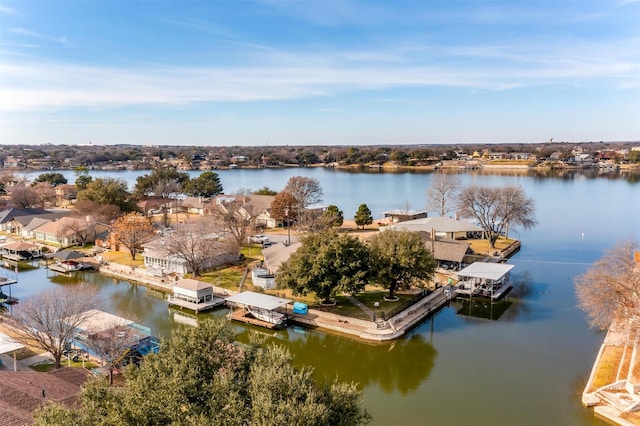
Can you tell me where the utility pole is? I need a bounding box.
[284,207,291,246]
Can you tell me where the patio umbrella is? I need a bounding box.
[50,250,85,260]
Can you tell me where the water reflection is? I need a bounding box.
[452,298,512,320]
[274,330,437,395]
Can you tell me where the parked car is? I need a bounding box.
[249,234,270,244]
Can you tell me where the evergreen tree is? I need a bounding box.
[184,171,223,198]
[33,319,371,426]
[323,205,344,228]
[354,203,373,229]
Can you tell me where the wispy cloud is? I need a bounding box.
[1,52,636,113]
[9,27,67,44]
[0,5,17,14]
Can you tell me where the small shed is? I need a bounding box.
[251,267,275,290]
[169,278,224,312]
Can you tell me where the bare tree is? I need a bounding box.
[9,184,39,208]
[32,182,57,208]
[575,240,640,329]
[426,173,461,216]
[111,214,155,260]
[153,179,180,200]
[11,284,100,368]
[270,191,299,223]
[214,193,262,247]
[63,215,107,246]
[162,216,235,277]
[84,313,141,385]
[74,200,121,223]
[283,176,323,208]
[457,184,536,248]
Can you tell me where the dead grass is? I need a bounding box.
[102,251,145,268]
[620,346,634,381]
[590,345,624,392]
[633,351,640,383]
[468,237,516,255]
[620,411,640,425]
[0,320,43,355]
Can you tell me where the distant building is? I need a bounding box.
[382,209,428,223]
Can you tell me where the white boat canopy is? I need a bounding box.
[457,262,514,281]
[226,291,291,311]
[0,331,24,355]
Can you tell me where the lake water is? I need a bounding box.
[15,168,640,425]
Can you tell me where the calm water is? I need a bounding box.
[15,168,640,425]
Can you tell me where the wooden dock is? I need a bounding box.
[228,309,285,330]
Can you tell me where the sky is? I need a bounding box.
[0,0,639,147]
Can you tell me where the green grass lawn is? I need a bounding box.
[30,360,99,372]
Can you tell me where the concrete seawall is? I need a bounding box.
[99,262,452,342]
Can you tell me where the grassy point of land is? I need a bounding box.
[468,237,516,255]
[102,251,145,268]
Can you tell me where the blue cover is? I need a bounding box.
[293,302,308,315]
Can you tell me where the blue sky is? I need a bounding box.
[1,0,639,146]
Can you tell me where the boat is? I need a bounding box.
[247,305,286,326]
[49,260,93,273]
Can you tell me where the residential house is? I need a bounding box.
[55,184,78,206]
[214,194,277,229]
[488,152,507,160]
[178,197,212,215]
[137,198,169,214]
[11,211,70,238]
[386,216,484,240]
[419,233,475,271]
[574,153,593,164]
[382,209,428,223]
[549,151,563,161]
[2,156,20,168]
[142,233,236,277]
[261,241,302,275]
[0,367,90,425]
[0,208,47,232]
[32,217,93,247]
[230,155,249,164]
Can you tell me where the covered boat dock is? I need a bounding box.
[225,291,290,329]
[0,331,24,371]
[168,278,225,313]
[0,276,18,306]
[0,241,42,261]
[455,262,515,300]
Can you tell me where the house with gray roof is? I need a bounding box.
[385,216,484,240]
